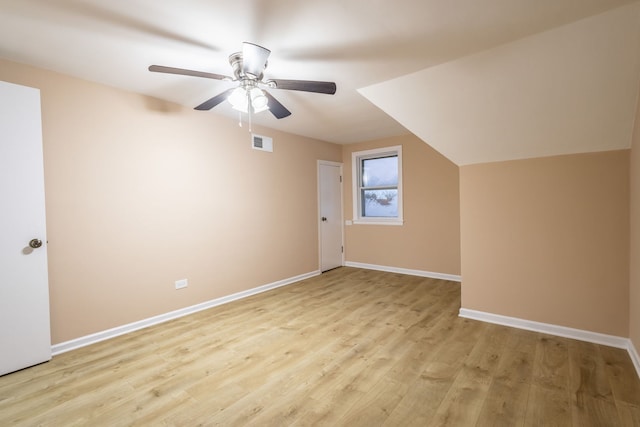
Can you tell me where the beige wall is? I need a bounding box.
[460,151,630,336]
[630,94,640,356]
[3,56,633,347]
[342,135,461,276]
[0,59,341,344]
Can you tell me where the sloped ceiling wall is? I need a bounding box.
[359,2,640,166]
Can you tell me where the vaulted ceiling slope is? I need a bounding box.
[0,1,637,150]
[360,2,640,165]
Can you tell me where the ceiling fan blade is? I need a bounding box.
[242,42,271,78]
[149,65,230,81]
[264,91,291,119]
[267,79,336,94]
[194,88,235,111]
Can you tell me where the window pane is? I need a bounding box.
[362,156,398,187]
[362,189,398,217]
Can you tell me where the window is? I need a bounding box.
[352,145,403,225]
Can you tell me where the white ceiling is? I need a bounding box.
[361,2,640,165]
[0,0,638,162]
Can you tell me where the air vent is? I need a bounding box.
[252,134,273,152]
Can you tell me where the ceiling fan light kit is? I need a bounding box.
[149,42,336,121]
[228,86,269,114]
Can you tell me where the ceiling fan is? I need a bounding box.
[149,42,336,119]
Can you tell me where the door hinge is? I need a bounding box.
[341,246,344,253]
[340,175,342,183]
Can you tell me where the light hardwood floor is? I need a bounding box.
[1,267,639,426]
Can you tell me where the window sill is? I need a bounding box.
[352,219,404,226]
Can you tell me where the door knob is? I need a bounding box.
[29,239,42,249]
[321,217,327,222]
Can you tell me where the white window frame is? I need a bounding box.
[351,145,403,226]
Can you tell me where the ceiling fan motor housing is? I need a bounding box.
[229,52,253,80]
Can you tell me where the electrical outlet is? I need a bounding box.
[175,279,188,290]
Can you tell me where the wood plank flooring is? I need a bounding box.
[1,267,639,426]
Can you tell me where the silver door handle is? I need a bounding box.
[29,239,42,249]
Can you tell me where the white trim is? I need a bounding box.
[51,270,320,356]
[459,308,640,379]
[351,145,403,225]
[628,340,640,379]
[318,160,343,167]
[352,219,404,226]
[458,308,629,348]
[345,261,461,282]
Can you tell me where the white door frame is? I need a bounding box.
[317,160,344,272]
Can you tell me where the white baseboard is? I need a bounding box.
[52,270,321,356]
[459,308,640,379]
[629,340,640,379]
[459,308,628,348]
[344,261,461,282]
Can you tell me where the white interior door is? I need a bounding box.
[318,161,343,272]
[0,80,51,376]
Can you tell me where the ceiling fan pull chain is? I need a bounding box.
[248,89,253,132]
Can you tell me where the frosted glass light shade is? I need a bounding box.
[228,87,248,112]
[250,88,269,113]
